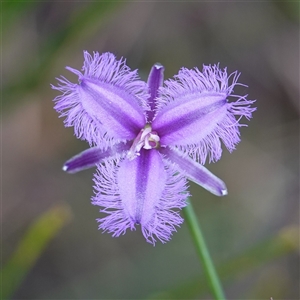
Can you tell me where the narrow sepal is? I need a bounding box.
[63,142,131,174]
[160,147,227,196]
[147,63,164,122]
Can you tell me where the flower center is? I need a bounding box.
[127,124,160,160]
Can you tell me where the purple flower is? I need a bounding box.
[52,51,255,245]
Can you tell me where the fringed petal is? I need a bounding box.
[52,51,148,146]
[153,65,256,163]
[92,149,189,245]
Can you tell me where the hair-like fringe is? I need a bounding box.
[52,51,149,146]
[154,65,256,163]
[92,155,189,245]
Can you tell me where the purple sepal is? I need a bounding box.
[63,142,131,174]
[146,63,164,122]
[160,147,227,196]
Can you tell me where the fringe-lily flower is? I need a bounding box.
[52,51,255,245]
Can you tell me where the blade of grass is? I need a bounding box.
[1,204,72,299]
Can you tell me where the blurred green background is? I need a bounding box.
[2,1,299,299]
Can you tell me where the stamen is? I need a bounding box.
[127,125,160,160]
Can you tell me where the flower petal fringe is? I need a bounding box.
[154,65,256,164]
[52,52,149,146]
[92,152,189,245]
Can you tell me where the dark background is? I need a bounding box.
[2,1,299,299]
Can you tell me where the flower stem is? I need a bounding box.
[183,199,226,300]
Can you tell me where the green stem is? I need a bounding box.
[183,199,226,300]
